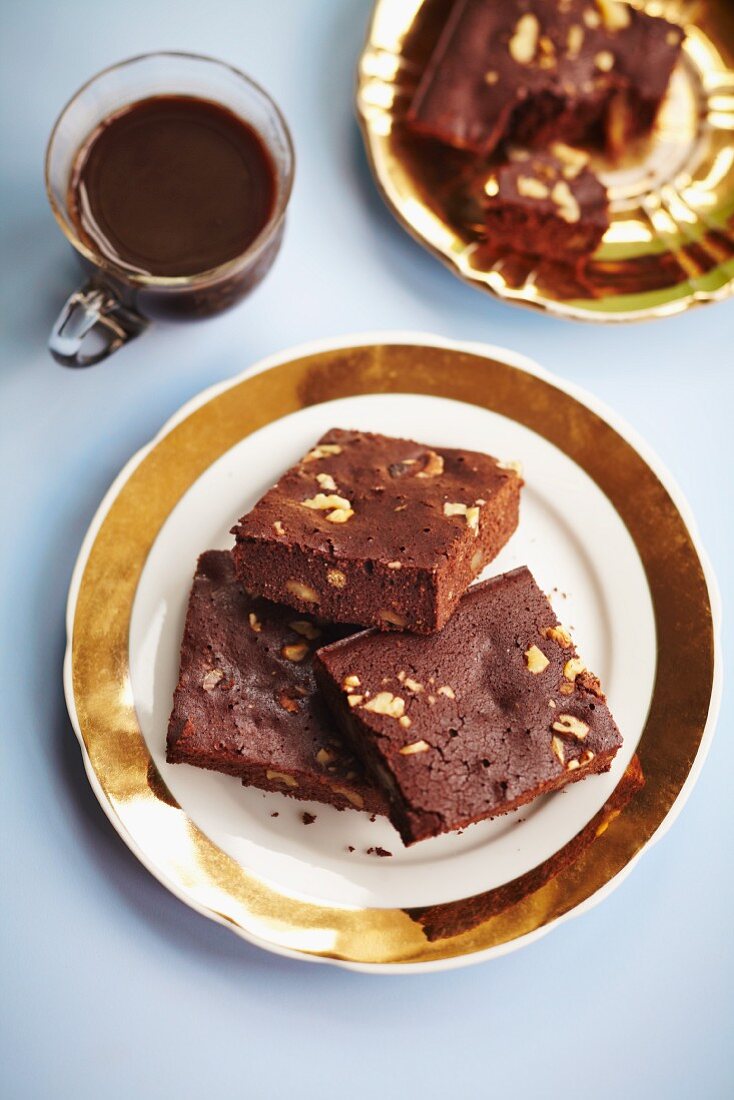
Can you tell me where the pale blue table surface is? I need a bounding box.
[1,1,732,1097]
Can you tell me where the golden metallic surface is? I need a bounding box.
[70,343,715,964]
[356,0,734,321]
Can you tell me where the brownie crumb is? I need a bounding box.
[366,846,393,858]
[301,812,317,825]
[347,845,355,853]
[270,812,279,818]
[369,814,377,823]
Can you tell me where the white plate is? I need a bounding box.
[130,392,655,910]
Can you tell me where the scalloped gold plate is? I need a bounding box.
[357,0,734,321]
[64,335,721,971]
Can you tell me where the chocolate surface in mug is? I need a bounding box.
[68,95,276,278]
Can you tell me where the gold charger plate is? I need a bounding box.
[64,335,721,971]
[356,0,734,321]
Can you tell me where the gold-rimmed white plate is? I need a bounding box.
[64,334,721,971]
[356,1,734,322]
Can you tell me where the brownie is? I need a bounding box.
[166,550,387,815]
[484,147,609,258]
[407,753,644,940]
[406,0,684,159]
[231,429,522,634]
[314,565,623,845]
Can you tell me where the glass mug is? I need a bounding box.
[45,52,294,367]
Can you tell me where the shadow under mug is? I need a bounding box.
[45,52,295,367]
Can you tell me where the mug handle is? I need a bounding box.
[49,279,148,367]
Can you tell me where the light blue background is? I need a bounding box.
[1,1,732,1096]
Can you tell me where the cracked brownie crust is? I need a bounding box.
[166,550,387,815]
[231,428,522,634]
[314,565,623,845]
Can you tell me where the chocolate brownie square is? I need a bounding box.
[166,550,387,815]
[231,429,522,634]
[314,566,623,845]
[484,146,609,257]
[407,0,684,159]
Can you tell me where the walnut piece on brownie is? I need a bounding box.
[484,148,609,258]
[314,566,623,846]
[166,550,387,815]
[406,0,684,159]
[231,429,522,634]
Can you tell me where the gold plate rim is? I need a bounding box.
[64,333,722,971]
[355,0,734,324]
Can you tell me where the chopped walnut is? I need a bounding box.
[273,521,285,536]
[286,580,319,604]
[363,692,405,718]
[583,8,602,28]
[326,508,354,523]
[596,0,630,31]
[484,70,499,85]
[399,740,430,755]
[497,458,524,476]
[563,657,586,681]
[416,450,444,479]
[316,747,335,766]
[347,694,364,707]
[342,674,361,689]
[525,645,550,674]
[552,714,590,740]
[326,568,347,589]
[509,12,540,65]
[266,769,298,788]
[517,176,550,200]
[595,50,615,72]
[437,685,455,699]
[202,669,224,692]
[544,624,573,649]
[399,715,412,729]
[278,693,300,714]
[248,612,262,633]
[303,443,342,462]
[387,561,402,570]
[331,786,363,809]
[302,492,351,512]
[289,620,321,640]
[403,677,423,693]
[551,142,589,179]
[537,34,556,70]
[443,501,480,534]
[551,736,566,765]
[316,472,337,492]
[281,642,309,662]
[567,24,584,58]
[552,180,581,224]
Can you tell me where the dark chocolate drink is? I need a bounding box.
[68,95,276,278]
